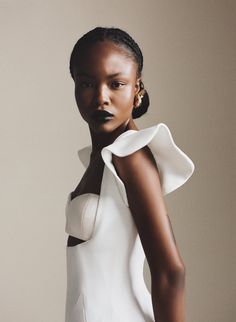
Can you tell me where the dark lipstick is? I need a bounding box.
[91,110,114,122]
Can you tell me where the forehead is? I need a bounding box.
[73,40,137,77]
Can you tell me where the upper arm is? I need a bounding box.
[112,147,185,278]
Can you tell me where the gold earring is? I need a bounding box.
[134,89,146,107]
[134,94,142,107]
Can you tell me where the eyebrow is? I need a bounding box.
[76,72,125,78]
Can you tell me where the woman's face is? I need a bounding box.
[72,40,140,134]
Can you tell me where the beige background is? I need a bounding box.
[0,0,235,321]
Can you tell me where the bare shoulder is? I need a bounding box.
[112,145,161,204]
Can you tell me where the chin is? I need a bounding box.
[89,120,115,133]
[89,119,129,135]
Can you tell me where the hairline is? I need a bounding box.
[71,39,141,80]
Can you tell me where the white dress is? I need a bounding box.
[65,123,195,322]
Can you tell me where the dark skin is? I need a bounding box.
[68,40,141,246]
[68,40,185,321]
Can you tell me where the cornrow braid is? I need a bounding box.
[69,27,150,119]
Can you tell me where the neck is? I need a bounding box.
[89,118,138,158]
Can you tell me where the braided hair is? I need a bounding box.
[69,27,150,119]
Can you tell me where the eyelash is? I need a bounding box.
[78,81,125,89]
[111,81,125,89]
[78,81,93,88]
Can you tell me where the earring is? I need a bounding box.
[134,89,146,108]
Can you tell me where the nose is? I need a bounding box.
[94,84,110,107]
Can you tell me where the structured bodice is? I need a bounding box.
[65,192,100,241]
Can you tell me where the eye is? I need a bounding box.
[78,81,94,88]
[111,81,125,89]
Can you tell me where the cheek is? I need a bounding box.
[74,89,90,120]
[75,87,92,107]
[115,86,135,110]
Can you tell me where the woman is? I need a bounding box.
[65,27,195,322]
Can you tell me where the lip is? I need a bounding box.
[91,110,114,118]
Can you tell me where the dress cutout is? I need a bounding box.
[65,122,195,322]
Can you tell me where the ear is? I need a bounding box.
[134,77,142,95]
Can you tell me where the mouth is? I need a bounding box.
[91,110,114,122]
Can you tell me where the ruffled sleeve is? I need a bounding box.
[101,123,195,206]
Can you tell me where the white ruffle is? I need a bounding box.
[78,123,195,206]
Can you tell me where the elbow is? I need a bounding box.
[152,264,186,290]
[166,265,186,289]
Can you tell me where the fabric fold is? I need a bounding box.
[101,123,195,205]
[78,123,195,206]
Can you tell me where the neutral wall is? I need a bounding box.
[0,1,235,321]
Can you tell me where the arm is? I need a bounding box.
[112,146,186,322]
